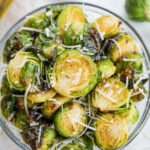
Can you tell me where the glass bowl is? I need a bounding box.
[0,1,150,150]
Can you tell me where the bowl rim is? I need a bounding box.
[0,1,150,150]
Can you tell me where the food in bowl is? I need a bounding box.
[0,4,148,150]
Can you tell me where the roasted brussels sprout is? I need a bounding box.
[7,51,40,91]
[125,0,150,21]
[14,110,30,130]
[52,50,98,98]
[38,127,56,150]
[62,135,93,150]
[27,88,57,103]
[57,5,86,36]
[0,74,13,96]
[92,78,130,111]
[92,15,120,38]
[24,13,45,29]
[3,31,33,63]
[108,33,139,62]
[23,125,56,150]
[54,102,87,138]
[93,113,128,149]
[116,54,143,74]
[42,95,71,118]
[97,58,116,80]
[0,93,15,120]
[117,100,139,124]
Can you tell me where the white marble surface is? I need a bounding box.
[0,0,150,149]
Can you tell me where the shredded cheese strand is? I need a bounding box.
[96,89,117,103]
[38,125,44,143]
[95,21,105,40]
[61,44,81,49]
[47,98,61,104]
[139,88,146,96]
[123,58,138,62]
[72,118,96,131]
[20,27,42,32]
[24,84,31,114]
[126,76,129,88]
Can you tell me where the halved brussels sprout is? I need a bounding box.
[116,54,143,74]
[23,125,56,150]
[38,127,56,150]
[24,13,45,29]
[108,33,139,62]
[0,74,13,96]
[42,95,71,118]
[62,135,93,150]
[27,88,57,103]
[97,58,116,80]
[93,113,128,149]
[51,50,99,98]
[3,31,33,63]
[92,78,130,111]
[57,5,86,36]
[54,102,87,138]
[7,51,40,91]
[92,15,120,38]
[117,100,139,124]
[14,110,30,130]
[1,93,15,120]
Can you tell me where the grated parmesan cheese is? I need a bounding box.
[30,121,39,127]
[13,94,24,98]
[96,89,117,103]
[72,118,96,131]
[38,125,44,143]
[24,84,31,114]
[123,58,138,62]
[20,27,42,32]
[95,21,105,41]
[46,10,53,17]
[45,28,50,37]
[131,91,141,97]
[48,98,61,104]
[64,22,71,31]
[126,76,129,88]
[139,88,146,96]
[61,43,81,49]
[67,114,77,133]
[80,34,83,40]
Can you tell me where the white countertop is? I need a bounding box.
[0,0,150,149]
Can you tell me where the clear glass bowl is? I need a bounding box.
[0,1,150,150]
